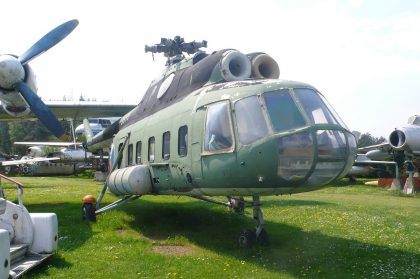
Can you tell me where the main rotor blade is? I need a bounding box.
[14,81,65,138]
[19,19,79,65]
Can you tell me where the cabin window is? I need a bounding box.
[204,102,234,152]
[117,142,124,168]
[136,141,142,164]
[162,132,170,160]
[127,144,133,166]
[148,137,155,162]
[178,125,188,157]
[263,89,306,132]
[235,96,268,145]
[294,88,338,125]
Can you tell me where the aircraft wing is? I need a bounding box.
[357,142,391,153]
[0,157,60,166]
[14,142,83,147]
[0,101,137,121]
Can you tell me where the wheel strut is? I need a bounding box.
[238,195,269,247]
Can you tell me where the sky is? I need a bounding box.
[1,0,420,138]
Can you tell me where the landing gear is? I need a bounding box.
[228,196,245,213]
[190,195,269,247]
[238,229,256,248]
[82,203,96,222]
[82,195,97,222]
[238,195,269,248]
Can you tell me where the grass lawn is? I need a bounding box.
[1,176,420,279]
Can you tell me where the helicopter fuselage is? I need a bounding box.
[111,79,356,196]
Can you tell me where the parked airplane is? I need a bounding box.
[0,19,78,277]
[351,115,420,193]
[9,142,93,176]
[359,115,420,162]
[82,36,357,247]
[74,117,120,140]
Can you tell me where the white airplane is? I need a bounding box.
[9,142,93,176]
[350,115,420,193]
[74,117,120,139]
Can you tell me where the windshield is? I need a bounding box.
[294,88,338,125]
[263,89,306,132]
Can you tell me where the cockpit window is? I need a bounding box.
[204,102,234,152]
[319,93,349,130]
[235,96,268,145]
[294,88,338,125]
[263,89,306,132]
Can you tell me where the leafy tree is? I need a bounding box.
[8,121,60,155]
[0,122,11,154]
[357,133,386,148]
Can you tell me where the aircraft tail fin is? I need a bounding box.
[83,118,93,143]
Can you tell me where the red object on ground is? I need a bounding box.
[378,177,420,189]
[82,195,97,203]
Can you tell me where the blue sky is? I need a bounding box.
[1,0,420,138]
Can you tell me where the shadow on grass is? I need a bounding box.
[26,254,73,277]
[121,199,420,278]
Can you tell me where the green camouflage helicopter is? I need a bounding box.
[83,36,357,247]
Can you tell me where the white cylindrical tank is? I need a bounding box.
[0,229,10,279]
[108,165,152,196]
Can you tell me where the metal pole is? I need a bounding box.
[95,133,130,210]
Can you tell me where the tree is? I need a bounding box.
[8,121,58,155]
[0,123,11,154]
[357,133,386,148]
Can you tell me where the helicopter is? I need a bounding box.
[83,36,357,247]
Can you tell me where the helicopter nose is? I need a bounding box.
[277,129,355,186]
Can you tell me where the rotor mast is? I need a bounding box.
[145,36,207,65]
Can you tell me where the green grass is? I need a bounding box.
[1,177,420,279]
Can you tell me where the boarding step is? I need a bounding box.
[10,244,29,263]
[9,244,52,278]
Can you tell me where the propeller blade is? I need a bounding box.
[18,19,79,65]
[14,81,65,138]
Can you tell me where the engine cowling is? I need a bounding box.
[247,52,280,79]
[219,50,251,81]
[0,63,36,118]
[389,125,420,151]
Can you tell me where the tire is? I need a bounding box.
[238,229,256,248]
[82,203,96,222]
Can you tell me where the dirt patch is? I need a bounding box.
[116,228,142,239]
[152,245,197,256]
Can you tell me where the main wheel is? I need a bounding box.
[238,229,256,248]
[82,203,96,222]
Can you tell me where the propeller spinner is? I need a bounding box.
[0,19,78,139]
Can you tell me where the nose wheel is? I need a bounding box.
[82,195,97,222]
[238,196,269,248]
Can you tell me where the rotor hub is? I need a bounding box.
[0,55,25,89]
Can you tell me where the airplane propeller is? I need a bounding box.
[0,19,79,139]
